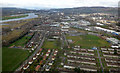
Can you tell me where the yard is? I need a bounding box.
[2,47,29,71]
[66,34,110,48]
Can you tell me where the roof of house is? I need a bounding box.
[40,60,43,64]
[40,48,42,51]
[29,59,33,62]
[35,65,40,71]
[24,64,29,68]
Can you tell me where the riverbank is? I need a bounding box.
[2,15,28,20]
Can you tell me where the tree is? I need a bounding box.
[74,67,81,73]
[116,21,120,26]
[114,49,117,55]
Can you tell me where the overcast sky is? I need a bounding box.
[1,0,120,9]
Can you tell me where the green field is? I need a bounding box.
[10,35,32,47]
[2,34,32,71]
[2,47,29,71]
[2,15,28,20]
[42,39,60,49]
[66,34,110,48]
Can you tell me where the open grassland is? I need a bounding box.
[42,39,60,49]
[2,33,32,71]
[2,47,29,71]
[66,34,110,48]
[2,30,24,43]
[10,35,32,47]
[2,18,35,45]
[2,18,34,29]
[2,15,28,20]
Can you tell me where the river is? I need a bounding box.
[0,13,38,23]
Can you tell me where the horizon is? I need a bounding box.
[1,6,118,10]
[1,0,119,10]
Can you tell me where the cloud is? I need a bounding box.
[1,0,119,9]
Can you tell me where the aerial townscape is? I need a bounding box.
[1,0,120,73]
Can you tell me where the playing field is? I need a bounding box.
[66,34,110,48]
[2,47,29,71]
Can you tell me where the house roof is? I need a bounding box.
[35,65,40,71]
[40,60,43,64]
[24,64,29,68]
[29,59,33,62]
[40,48,42,51]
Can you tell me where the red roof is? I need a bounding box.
[52,56,55,58]
[34,55,37,58]
[46,52,50,54]
[29,59,33,62]
[40,48,42,51]
[54,52,57,54]
[40,60,43,64]
[24,64,29,68]
[35,65,40,71]
[38,48,42,53]
[43,55,47,60]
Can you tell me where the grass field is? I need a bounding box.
[10,35,32,47]
[2,34,32,71]
[2,47,29,71]
[42,39,60,49]
[2,15,28,20]
[66,34,110,48]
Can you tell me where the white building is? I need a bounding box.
[61,26,69,32]
[106,38,120,44]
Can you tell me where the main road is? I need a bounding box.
[62,33,69,48]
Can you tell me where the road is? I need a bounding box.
[15,32,46,72]
[62,33,69,47]
[41,49,55,71]
[97,49,104,73]
[60,34,64,49]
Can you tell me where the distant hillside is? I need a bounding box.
[2,7,36,16]
[51,7,118,14]
[2,7,118,16]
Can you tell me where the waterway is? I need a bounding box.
[0,13,38,24]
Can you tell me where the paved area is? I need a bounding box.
[97,49,104,73]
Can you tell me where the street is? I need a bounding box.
[97,49,104,73]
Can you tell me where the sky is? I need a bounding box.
[0,0,120,9]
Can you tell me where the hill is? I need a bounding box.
[2,7,36,16]
[50,7,118,14]
[2,7,118,16]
